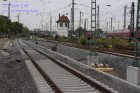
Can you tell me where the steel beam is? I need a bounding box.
[135,0,140,67]
[91,0,97,56]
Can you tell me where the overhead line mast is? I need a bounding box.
[91,0,97,56]
[124,5,127,29]
[97,5,100,29]
[130,2,135,41]
[70,0,75,38]
[135,0,140,67]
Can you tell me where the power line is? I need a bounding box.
[99,0,123,6]
[47,4,71,14]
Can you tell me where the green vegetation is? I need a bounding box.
[45,28,134,50]
[75,27,85,39]
[47,33,54,40]
[0,15,30,38]
[47,34,76,43]
[97,38,135,50]
[47,34,135,50]
[57,36,68,42]
[79,36,87,45]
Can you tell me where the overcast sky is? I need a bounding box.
[0,0,137,31]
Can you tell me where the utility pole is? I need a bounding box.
[16,15,19,23]
[45,22,47,31]
[87,19,89,30]
[45,22,49,31]
[50,16,52,31]
[18,15,19,23]
[15,13,20,23]
[130,2,135,41]
[84,18,87,30]
[135,0,140,67]
[91,0,96,33]
[111,17,113,31]
[118,23,120,30]
[79,11,82,27]
[97,5,100,29]
[106,22,108,37]
[124,5,127,29]
[70,8,72,37]
[106,22,108,31]
[113,26,115,31]
[8,2,11,37]
[8,2,11,19]
[71,0,75,37]
[41,24,43,31]
[55,17,57,31]
[91,0,97,56]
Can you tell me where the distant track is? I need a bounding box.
[17,39,118,93]
[36,39,135,59]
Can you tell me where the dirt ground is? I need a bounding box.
[0,38,9,49]
[0,39,38,93]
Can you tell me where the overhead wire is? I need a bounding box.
[4,0,137,30]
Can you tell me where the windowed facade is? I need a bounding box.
[60,23,63,27]
[57,15,70,37]
[65,23,68,27]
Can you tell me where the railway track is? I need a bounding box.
[17,39,118,93]
[36,39,136,59]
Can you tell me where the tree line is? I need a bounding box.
[0,15,30,38]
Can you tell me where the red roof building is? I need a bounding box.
[56,14,70,23]
[56,14,70,37]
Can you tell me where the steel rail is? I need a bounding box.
[21,39,118,93]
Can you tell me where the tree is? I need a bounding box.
[75,27,86,39]
[0,15,30,37]
[96,28,103,38]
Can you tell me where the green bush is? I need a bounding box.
[58,36,68,42]
[55,35,59,40]
[111,38,129,49]
[79,37,87,45]
[47,34,54,39]
[97,38,134,50]
[128,42,135,50]
[97,38,111,48]
[67,36,78,43]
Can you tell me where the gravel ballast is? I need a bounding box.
[31,40,134,79]
[0,40,38,93]
[28,40,139,93]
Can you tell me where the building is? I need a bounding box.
[56,14,70,37]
